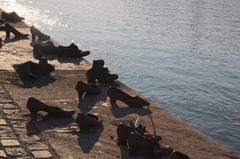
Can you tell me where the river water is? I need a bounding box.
[1,0,240,154]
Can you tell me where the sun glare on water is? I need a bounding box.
[0,0,67,29]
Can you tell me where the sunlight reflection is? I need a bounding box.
[0,0,67,29]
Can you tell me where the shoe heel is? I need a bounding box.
[108,88,117,103]
[26,97,40,114]
[75,81,86,100]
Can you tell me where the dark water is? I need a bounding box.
[1,0,240,153]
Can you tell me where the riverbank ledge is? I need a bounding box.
[0,8,238,159]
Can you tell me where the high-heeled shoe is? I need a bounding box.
[108,87,149,108]
[127,131,155,156]
[75,81,100,99]
[30,26,50,45]
[27,97,74,117]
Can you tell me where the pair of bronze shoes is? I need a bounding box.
[12,57,55,79]
[30,26,90,58]
[27,97,102,128]
[117,120,160,156]
[128,131,190,159]
[87,59,118,84]
[117,120,189,159]
[117,120,149,145]
[33,40,90,58]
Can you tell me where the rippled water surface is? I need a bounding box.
[1,0,240,153]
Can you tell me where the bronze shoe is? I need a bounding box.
[27,97,75,117]
[75,81,100,99]
[108,87,149,108]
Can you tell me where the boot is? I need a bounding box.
[75,81,100,99]
[97,68,118,83]
[151,144,173,159]
[117,122,132,145]
[87,59,118,83]
[31,57,55,76]
[127,131,154,156]
[108,87,149,108]
[117,120,148,145]
[1,11,25,22]
[93,59,105,67]
[87,60,104,84]
[96,60,118,83]
[76,113,102,129]
[27,97,75,117]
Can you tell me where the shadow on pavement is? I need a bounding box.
[77,126,104,153]
[11,74,56,88]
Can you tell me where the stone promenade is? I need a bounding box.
[0,8,238,159]
[0,85,58,158]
